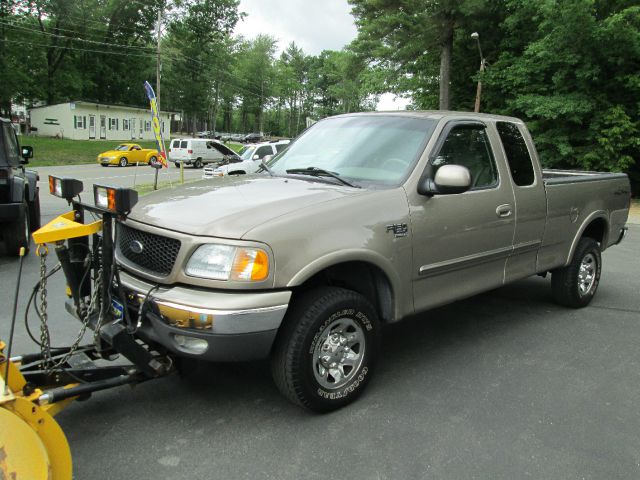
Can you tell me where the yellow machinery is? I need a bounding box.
[1,341,73,480]
[1,177,171,479]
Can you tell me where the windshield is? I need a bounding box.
[115,145,130,151]
[268,115,437,187]
[239,146,257,160]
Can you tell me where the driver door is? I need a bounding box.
[408,121,516,312]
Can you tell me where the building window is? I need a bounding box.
[123,119,129,130]
[74,115,86,129]
[109,118,119,130]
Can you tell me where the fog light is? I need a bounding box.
[173,334,209,355]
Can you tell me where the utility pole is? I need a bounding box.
[471,32,485,113]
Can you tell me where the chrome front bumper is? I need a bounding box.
[119,270,291,361]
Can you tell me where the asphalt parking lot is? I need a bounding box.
[1,171,639,479]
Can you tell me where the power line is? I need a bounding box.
[3,39,156,58]
[0,20,157,52]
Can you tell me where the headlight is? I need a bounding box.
[185,244,269,281]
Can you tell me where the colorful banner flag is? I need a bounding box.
[144,81,168,168]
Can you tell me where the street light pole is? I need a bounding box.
[471,32,485,113]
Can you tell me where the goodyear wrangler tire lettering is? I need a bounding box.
[270,287,380,413]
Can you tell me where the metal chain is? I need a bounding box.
[36,243,105,374]
[37,245,52,370]
[47,266,103,373]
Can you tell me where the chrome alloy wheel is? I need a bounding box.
[578,253,597,296]
[312,318,365,390]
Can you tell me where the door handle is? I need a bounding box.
[496,204,513,218]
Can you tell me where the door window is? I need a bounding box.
[254,146,273,159]
[2,124,20,165]
[180,140,188,148]
[496,122,535,186]
[433,124,498,189]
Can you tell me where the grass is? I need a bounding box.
[22,136,244,167]
[22,137,159,167]
[134,178,200,195]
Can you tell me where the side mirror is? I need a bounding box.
[418,164,471,196]
[21,145,33,163]
[252,155,260,160]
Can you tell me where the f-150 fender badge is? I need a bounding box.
[386,223,408,237]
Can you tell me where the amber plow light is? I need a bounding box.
[93,184,138,214]
[48,175,83,200]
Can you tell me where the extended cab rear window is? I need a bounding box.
[497,122,535,186]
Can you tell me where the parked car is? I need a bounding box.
[242,132,262,143]
[202,140,290,178]
[169,138,239,169]
[97,144,159,167]
[107,112,631,412]
[0,117,39,255]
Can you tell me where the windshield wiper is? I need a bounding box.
[286,167,360,188]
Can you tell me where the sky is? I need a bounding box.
[233,0,410,111]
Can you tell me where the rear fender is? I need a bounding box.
[565,211,608,265]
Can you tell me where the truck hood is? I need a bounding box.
[127,175,368,239]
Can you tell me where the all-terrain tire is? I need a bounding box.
[271,286,381,413]
[551,237,601,308]
[4,203,30,255]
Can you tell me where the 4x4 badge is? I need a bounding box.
[386,223,408,238]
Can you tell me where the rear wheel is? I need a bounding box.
[119,157,128,167]
[4,203,30,255]
[271,287,381,413]
[194,158,203,169]
[149,155,158,166]
[551,237,601,308]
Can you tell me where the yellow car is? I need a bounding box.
[97,143,160,167]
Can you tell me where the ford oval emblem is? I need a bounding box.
[130,240,144,254]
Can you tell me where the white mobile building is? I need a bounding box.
[28,101,174,141]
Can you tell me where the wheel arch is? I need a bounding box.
[566,212,608,265]
[287,252,402,324]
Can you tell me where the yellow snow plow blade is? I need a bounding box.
[0,342,73,480]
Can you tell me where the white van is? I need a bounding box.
[168,138,238,168]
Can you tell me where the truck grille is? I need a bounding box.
[117,223,181,276]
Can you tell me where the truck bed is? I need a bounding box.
[537,169,630,273]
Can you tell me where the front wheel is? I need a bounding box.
[119,157,128,167]
[551,237,602,308]
[271,287,380,412]
[4,203,30,255]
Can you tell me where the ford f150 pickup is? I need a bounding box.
[113,111,630,412]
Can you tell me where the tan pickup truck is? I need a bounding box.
[115,111,630,412]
